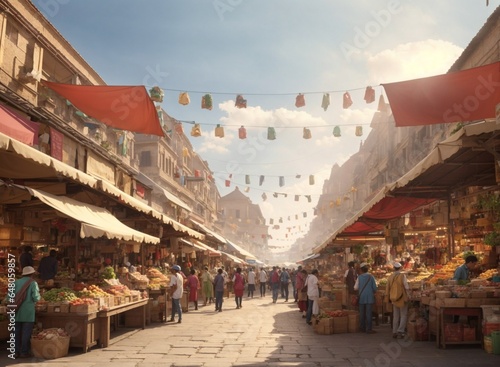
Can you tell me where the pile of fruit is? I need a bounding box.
[101,266,116,280]
[77,285,108,298]
[318,310,348,319]
[32,328,69,340]
[147,268,169,289]
[105,284,131,297]
[478,268,498,280]
[42,288,78,302]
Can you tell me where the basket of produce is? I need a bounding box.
[31,328,70,359]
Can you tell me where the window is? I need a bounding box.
[6,22,18,45]
[140,151,151,167]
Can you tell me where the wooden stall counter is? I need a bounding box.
[97,298,148,348]
[36,311,99,353]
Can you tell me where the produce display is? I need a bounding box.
[42,288,78,302]
[318,310,348,319]
[77,284,109,298]
[146,268,169,290]
[32,328,69,340]
[101,266,116,280]
[69,298,96,306]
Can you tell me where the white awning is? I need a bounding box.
[220,251,246,264]
[136,172,192,212]
[225,240,257,260]
[189,219,227,243]
[24,186,160,244]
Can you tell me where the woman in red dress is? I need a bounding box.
[187,269,200,310]
[232,267,245,309]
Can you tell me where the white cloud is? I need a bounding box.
[365,39,463,84]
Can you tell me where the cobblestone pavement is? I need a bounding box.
[1,296,498,366]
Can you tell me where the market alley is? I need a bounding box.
[1,295,498,367]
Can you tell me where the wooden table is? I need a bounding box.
[438,307,482,349]
[36,311,99,352]
[97,299,149,348]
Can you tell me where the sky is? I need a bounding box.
[32,0,498,258]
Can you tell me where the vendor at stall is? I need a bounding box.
[38,250,58,282]
[452,255,478,282]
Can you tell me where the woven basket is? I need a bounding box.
[31,336,70,359]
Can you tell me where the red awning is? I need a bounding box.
[42,81,163,136]
[382,62,500,127]
[0,104,39,145]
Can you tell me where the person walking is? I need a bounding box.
[354,262,377,334]
[296,268,308,318]
[258,267,268,297]
[201,266,213,306]
[344,261,358,310]
[233,267,245,309]
[247,267,256,298]
[213,268,225,312]
[168,265,184,323]
[384,261,411,338]
[187,269,200,311]
[19,246,33,270]
[290,268,297,302]
[305,269,320,325]
[13,266,40,358]
[280,267,290,302]
[270,266,280,303]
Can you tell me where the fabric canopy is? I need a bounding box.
[42,81,163,136]
[225,240,257,260]
[26,186,160,244]
[190,219,227,243]
[382,62,500,127]
[136,172,192,212]
[220,251,246,264]
[0,104,39,145]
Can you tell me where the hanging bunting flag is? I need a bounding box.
[262,193,267,201]
[295,195,299,202]
[378,94,386,112]
[270,218,274,225]
[201,94,213,110]
[244,187,250,193]
[333,126,341,137]
[190,123,201,137]
[175,122,184,134]
[283,193,288,198]
[279,176,285,187]
[279,217,283,223]
[214,124,225,138]
[238,125,247,139]
[259,175,265,186]
[355,126,363,136]
[245,175,250,184]
[267,127,276,140]
[295,214,298,220]
[296,174,301,179]
[235,94,247,108]
[343,91,353,109]
[364,86,375,104]
[273,192,278,198]
[178,92,190,105]
[295,93,305,108]
[225,180,231,187]
[321,93,330,111]
[287,216,291,221]
[303,127,312,139]
[149,86,164,103]
[305,195,311,203]
[309,175,315,185]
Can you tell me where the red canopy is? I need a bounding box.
[382,62,500,127]
[0,104,39,145]
[339,196,435,236]
[42,81,163,136]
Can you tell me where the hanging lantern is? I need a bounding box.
[295,93,306,108]
[178,92,190,105]
[190,123,201,137]
[149,86,164,103]
[238,125,247,139]
[355,126,363,136]
[201,94,213,110]
[214,124,224,138]
[333,126,341,137]
[303,127,312,139]
[343,91,353,109]
[267,127,276,140]
[235,94,247,108]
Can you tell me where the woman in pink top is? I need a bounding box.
[187,269,200,310]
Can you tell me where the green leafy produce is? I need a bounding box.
[101,266,116,280]
[42,288,78,302]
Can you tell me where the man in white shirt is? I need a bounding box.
[247,268,256,298]
[258,268,268,297]
[168,265,184,323]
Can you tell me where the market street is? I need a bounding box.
[1,295,498,367]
